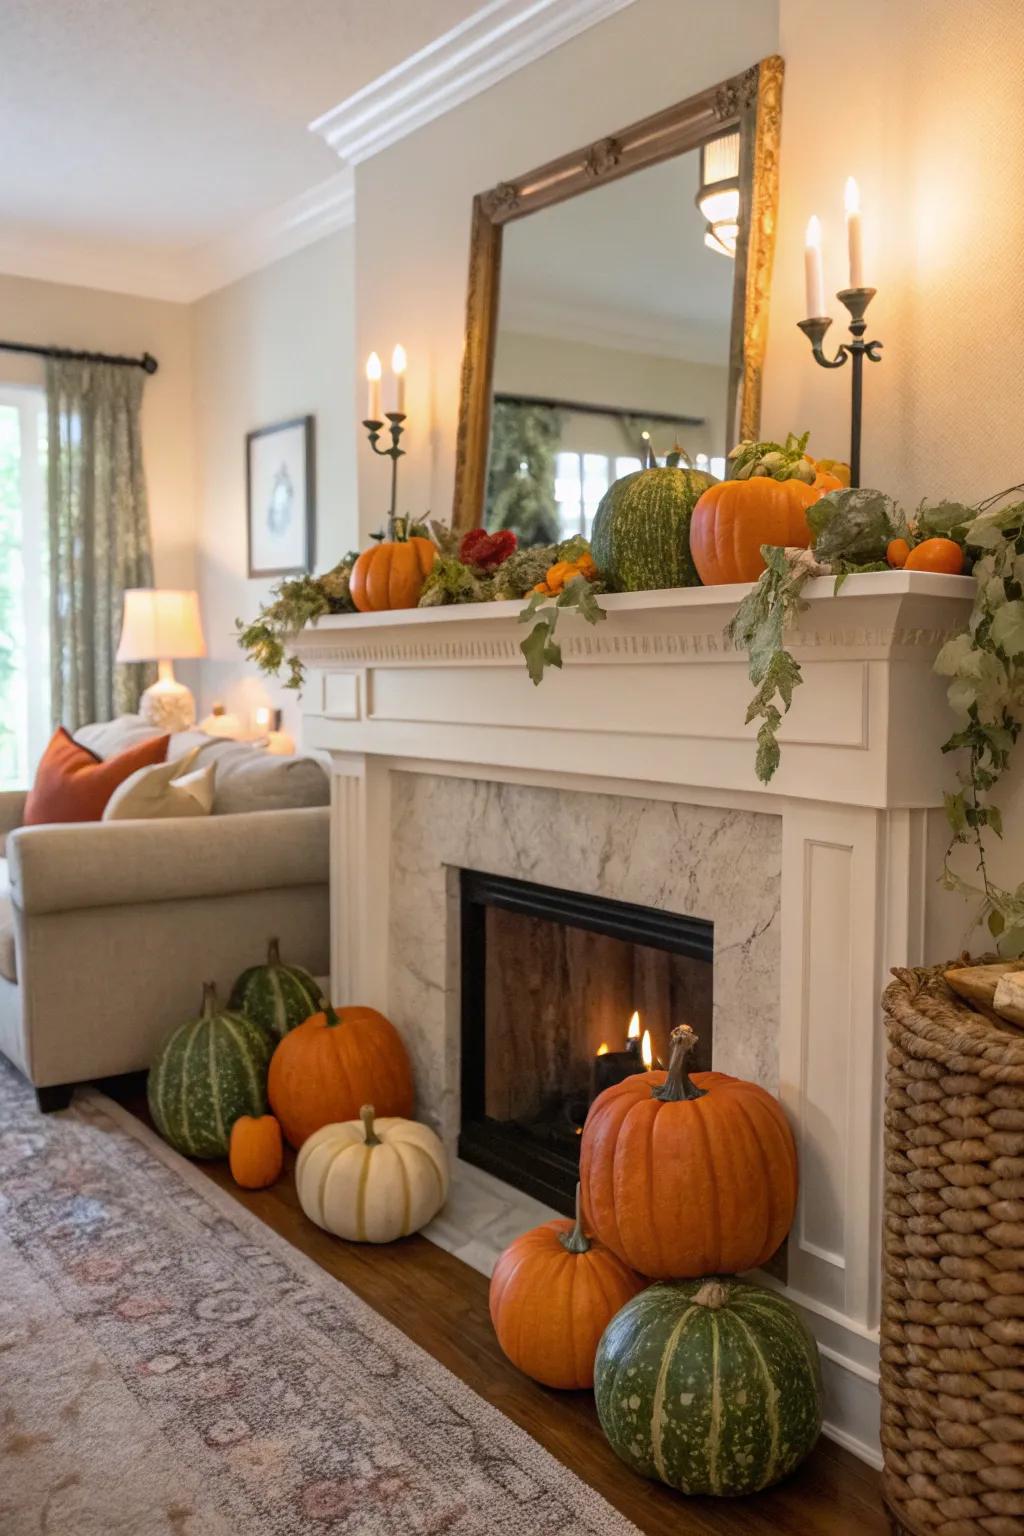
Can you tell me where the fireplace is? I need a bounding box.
[458,870,713,1214]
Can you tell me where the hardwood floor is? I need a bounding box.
[103,1078,888,1536]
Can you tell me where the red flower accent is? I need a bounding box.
[458,528,517,572]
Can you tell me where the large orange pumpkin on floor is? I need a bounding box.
[489,1186,645,1389]
[267,1002,414,1149]
[580,1024,797,1279]
[350,534,436,611]
[689,469,841,585]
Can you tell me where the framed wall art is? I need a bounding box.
[246,415,316,577]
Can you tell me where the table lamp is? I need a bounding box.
[117,588,206,731]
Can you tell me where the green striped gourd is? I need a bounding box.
[590,465,717,592]
[148,983,274,1159]
[228,937,322,1040]
[594,1277,822,1497]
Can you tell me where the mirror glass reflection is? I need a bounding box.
[484,145,737,544]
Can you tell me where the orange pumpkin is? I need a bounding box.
[350,536,436,611]
[580,1024,797,1279]
[886,537,911,569]
[904,537,965,575]
[229,1114,284,1189]
[489,1185,645,1389]
[268,1002,414,1149]
[689,470,841,586]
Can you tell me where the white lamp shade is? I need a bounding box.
[117,589,206,662]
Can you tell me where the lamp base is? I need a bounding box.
[139,674,196,732]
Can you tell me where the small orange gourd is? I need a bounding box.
[886,538,911,569]
[229,1114,284,1189]
[580,1024,797,1279]
[268,1001,414,1149]
[350,531,436,611]
[489,1185,645,1389]
[904,537,964,575]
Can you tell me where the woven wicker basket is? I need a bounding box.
[882,963,1024,1536]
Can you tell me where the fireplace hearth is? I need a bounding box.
[459,870,713,1213]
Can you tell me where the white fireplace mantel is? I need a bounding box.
[292,571,975,1468]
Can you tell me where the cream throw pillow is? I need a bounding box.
[102,748,215,821]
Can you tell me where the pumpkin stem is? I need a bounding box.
[360,1104,381,1146]
[651,1025,707,1103]
[559,1183,592,1255]
[267,937,281,966]
[692,1279,730,1310]
[201,981,219,1019]
[320,997,342,1028]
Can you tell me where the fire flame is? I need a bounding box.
[596,1042,610,1057]
[641,1030,654,1070]
[627,1010,640,1041]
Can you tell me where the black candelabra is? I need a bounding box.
[797,288,882,488]
[362,412,406,533]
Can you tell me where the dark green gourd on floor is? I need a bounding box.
[590,465,717,592]
[148,983,274,1158]
[595,1277,823,1497]
[228,937,322,1040]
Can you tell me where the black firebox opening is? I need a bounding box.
[459,870,714,1216]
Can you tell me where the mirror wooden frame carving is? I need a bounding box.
[451,55,784,532]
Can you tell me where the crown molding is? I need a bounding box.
[309,0,639,166]
[183,169,354,301]
[0,171,355,305]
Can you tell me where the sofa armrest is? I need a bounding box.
[0,790,27,839]
[7,806,329,916]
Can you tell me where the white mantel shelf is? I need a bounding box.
[293,571,974,811]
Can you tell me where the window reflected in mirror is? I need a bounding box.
[484,146,735,545]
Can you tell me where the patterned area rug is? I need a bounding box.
[0,1062,637,1535]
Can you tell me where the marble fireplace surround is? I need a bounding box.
[291,572,977,1470]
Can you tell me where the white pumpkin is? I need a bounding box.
[296,1103,448,1243]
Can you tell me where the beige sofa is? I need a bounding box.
[0,719,331,1109]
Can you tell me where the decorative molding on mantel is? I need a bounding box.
[293,573,975,812]
[309,0,640,166]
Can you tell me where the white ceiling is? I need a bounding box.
[498,153,735,364]
[0,0,482,254]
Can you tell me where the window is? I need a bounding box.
[553,450,726,539]
[0,387,49,788]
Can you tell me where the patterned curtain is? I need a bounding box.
[46,358,155,729]
[484,400,564,546]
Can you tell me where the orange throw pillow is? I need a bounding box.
[25,728,171,825]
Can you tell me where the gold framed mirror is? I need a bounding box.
[451,55,783,537]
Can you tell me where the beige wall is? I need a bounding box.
[191,229,357,733]
[493,329,729,462]
[0,272,196,591]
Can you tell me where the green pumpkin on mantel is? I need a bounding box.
[148,983,274,1159]
[595,1276,823,1497]
[590,464,717,592]
[229,937,322,1041]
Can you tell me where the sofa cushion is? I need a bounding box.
[103,749,216,821]
[76,716,328,815]
[25,727,171,825]
[0,858,14,982]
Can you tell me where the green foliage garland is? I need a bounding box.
[236,554,359,690]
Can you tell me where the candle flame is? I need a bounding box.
[627,1010,640,1041]
[805,214,822,250]
[844,177,860,216]
[596,1042,610,1056]
[391,343,407,376]
[365,351,382,381]
[641,1030,653,1070]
